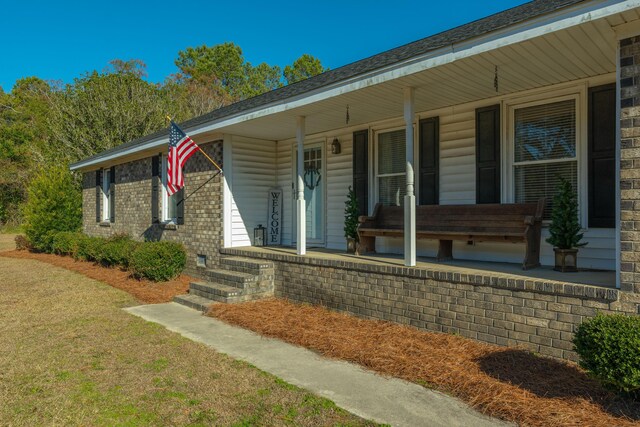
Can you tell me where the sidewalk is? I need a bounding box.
[125,303,511,427]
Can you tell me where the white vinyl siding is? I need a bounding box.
[228,136,277,247]
[326,135,353,250]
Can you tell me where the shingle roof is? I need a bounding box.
[72,0,585,168]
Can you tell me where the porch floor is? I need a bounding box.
[222,246,616,289]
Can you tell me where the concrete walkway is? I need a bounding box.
[125,303,511,427]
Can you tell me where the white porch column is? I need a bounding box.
[404,87,416,267]
[296,116,306,256]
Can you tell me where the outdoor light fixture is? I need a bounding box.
[331,138,341,155]
[254,224,266,247]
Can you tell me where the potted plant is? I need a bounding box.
[546,177,587,272]
[344,186,360,254]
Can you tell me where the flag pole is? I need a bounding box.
[166,115,223,174]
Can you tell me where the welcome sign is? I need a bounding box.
[267,188,282,245]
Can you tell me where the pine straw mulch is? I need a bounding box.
[0,250,190,304]
[209,298,640,427]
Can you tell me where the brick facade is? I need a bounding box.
[222,247,640,361]
[620,36,640,294]
[82,142,223,276]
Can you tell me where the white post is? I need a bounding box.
[296,116,306,256]
[404,87,416,267]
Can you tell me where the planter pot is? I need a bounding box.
[553,248,578,272]
[346,237,359,254]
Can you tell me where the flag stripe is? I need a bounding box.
[167,122,201,196]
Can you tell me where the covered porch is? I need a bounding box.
[212,3,640,291]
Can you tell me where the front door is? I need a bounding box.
[293,144,325,245]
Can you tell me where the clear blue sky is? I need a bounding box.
[0,0,529,92]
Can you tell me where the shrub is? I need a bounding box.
[546,177,586,249]
[129,241,186,281]
[75,235,104,262]
[14,235,30,251]
[100,234,140,268]
[51,231,84,256]
[22,165,82,252]
[573,313,640,398]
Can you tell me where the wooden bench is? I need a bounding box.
[357,199,545,270]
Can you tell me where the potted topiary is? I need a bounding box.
[546,177,587,272]
[344,186,360,254]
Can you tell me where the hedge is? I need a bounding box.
[129,241,186,282]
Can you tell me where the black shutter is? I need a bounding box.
[588,84,616,228]
[419,117,439,205]
[176,188,185,225]
[151,155,160,223]
[109,166,115,223]
[352,130,369,216]
[95,170,102,223]
[476,105,501,204]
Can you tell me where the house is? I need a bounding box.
[71,0,640,360]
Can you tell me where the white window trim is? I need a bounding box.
[503,86,588,227]
[102,168,110,222]
[161,155,178,223]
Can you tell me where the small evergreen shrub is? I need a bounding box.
[129,241,186,282]
[51,231,84,256]
[546,177,586,249]
[344,186,360,241]
[22,165,82,252]
[100,234,140,268]
[75,235,104,262]
[573,313,640,398]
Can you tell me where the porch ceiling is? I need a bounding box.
[208,10,636,143]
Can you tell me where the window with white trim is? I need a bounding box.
[161,156,178,222]
[102,169,110,222]
[513,99,578,219]
[377,129,406,207]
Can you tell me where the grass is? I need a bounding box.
[0,236,376,426]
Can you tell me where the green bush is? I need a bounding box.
[22,165,81,252]
[75,235,104,262]
[51,231,84,256]
[129,241,186,281]
[99,234,140,268]
[573,313,640,398]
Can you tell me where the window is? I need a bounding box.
[161,156,178,222]
[513,99,578,219]
[102,169,110,222]
[377,129,406,206]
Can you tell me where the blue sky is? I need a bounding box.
[0,0,529,91]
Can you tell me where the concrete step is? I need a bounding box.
[173,294,215,313]
[204,269,257,289]
[190,281,243,299]
[221,256,274,275]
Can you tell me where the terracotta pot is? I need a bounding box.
[553,248,578,272]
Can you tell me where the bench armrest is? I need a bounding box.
[358,203,382,225]
[524,214,543,226]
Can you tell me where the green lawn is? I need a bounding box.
[0,247,375,426]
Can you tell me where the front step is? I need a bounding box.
[174,256,275,310]
[173,294,215,312]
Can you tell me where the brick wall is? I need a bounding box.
[81,142,223,276]
[222,248,640,361]
[620,36,640,294]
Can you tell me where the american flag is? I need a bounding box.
[167,121,200,196]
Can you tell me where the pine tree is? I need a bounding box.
[344,186,360,241]
[546,177,586,249]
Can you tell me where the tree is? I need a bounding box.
[47,63,170,163]
[105,59,148,78]
[546,177,586,249]
[284,54,327,85]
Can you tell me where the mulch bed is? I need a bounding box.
[209,299,640,427]
[0,250,190,304]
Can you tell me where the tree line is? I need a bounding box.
[0,43,326,226]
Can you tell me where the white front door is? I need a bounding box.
[293,144,325,245]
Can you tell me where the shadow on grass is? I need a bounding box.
[476,349,640,421]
